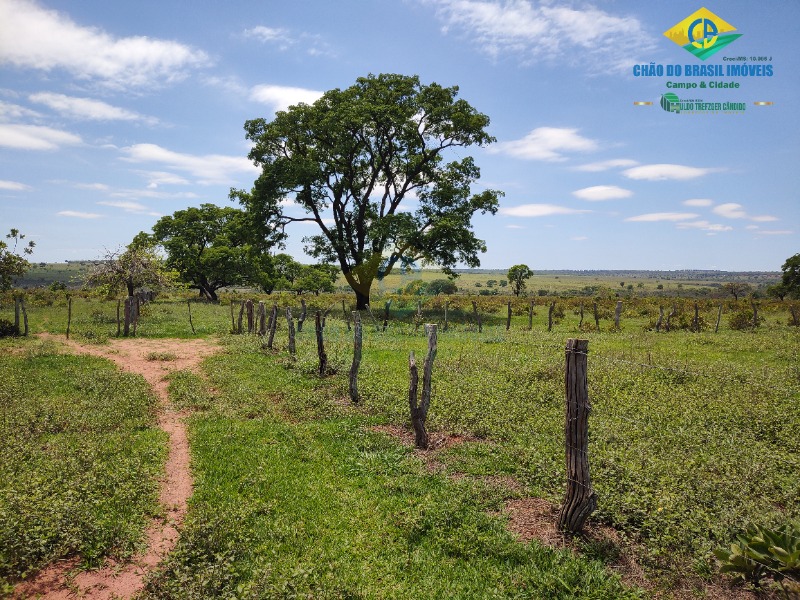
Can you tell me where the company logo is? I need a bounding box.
[660,93,680,113]
[664,7,742,60]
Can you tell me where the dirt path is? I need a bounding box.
[13,334,220,599]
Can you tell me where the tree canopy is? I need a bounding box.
[781,253,800,299]
[507,264,533,296]
[151,204,272,302]
[237,73,502,308]
[0,229,35,291]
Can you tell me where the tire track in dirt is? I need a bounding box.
[12,334,219,599]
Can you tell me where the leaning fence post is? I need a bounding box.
[558,338,596,534]
[315,311,327,376]
[409,324,437,449]
[188,300,196,334]
[715,304,723,333]
[285,307,296,356]
[349,311,362,403]
[297,298,307,332]
[267,303,278,350]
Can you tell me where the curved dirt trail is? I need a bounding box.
[13,334,220,599]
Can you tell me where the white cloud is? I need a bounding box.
[499,203,590,217]
[0,0,209,88]
[572,185,632,201]
[57,210,102,219]
[74,182,111,191]
[574,159,638,172]
[570,236,588,241]
[0,180,31,191]
[625,212,698,222]
[683,198,713,207]
[489,127,598,161]
[0,100,41,120]
[137,171,191,188]
[29,92,157,124]
[713,202,778,222]
[430,0,652,70]
[676,220,733,232]
[249,84,324,112]
[755,230,793,235]
[120,143,259,185]
[243,25,333,56]
[0,123,82,150]
[505,224,525,229]
[97,200,149,213]
[623,164,717,181]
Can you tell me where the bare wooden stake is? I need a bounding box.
[315,311,327,376]
[666,304,677,332]
[409,324,438,449]
[548,301,555,332]
[443,300,449,332]
[297,298,307,332]
[257,301,266,336]
[692,302,700,332]
[230,300,236,333]
[579,303,584,329]
[471,300,482,333]
[656,306,664,332]
[267,303,278,349]
[188,300,196,334]
[528,300,534,331]
[67,296,73,340]
[285,307,296,355]
[715,304,723,333]
[237,300,245,334]
[349,311,362,403]
[246,299,255,333]
[558,338,596,534]
[593,302,600,332]
[343,299,351,331]
[506,301,512,331]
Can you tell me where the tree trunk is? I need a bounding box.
[355,288,369,310]
[315,311,327,376]
[409,324,438,449]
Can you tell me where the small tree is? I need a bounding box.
[0,229,35,291]
[723,282,753,301]
[507,264,533,296]
[293,264,338,295]
[85,237,172,297]
[427,279,458,295]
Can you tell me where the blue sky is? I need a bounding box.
[1,0,797,271]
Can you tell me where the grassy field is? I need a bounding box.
[2,292,798,597]
[0,337,166,593]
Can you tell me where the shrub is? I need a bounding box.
[0,319,16,337]
[729,310,764,331]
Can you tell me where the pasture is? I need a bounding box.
[1,290,798,598]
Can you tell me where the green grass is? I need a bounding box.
[0,337,167,590]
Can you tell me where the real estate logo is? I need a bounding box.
[663,7,742,61]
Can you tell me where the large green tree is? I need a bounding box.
[151,204,276,302]
[0,229,35,291]
[237,73,502,309]
[781,253,800,298]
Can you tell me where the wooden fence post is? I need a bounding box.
[285,307,296,356]
[343,299,351,331]
[471,300,482,333]
[666,304,677,332]
[188,300,196,334]
[548,301,555,332]
[614,301,622,329]
[67,296,73,339]
[414,301,422,333]
[230,300,236,333]
[315,311,327,376]
[349,311,362,403]
[409,324,437,449]
[383,300,392,332]
[715,304,723,333]
[124,296,133,337]
[506,301,512,331]
[21,299,28,336]
[593,302,600,332]
[257,301,266,336]
[579,303,584,329]
[443,300,449,332]
[789,304,799,327]
[297,298,307,332]
[528,300,534,331]
[246,299,255,333]
[237,300,245,334]
[558,338,596,534]
[267,303,278,350]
